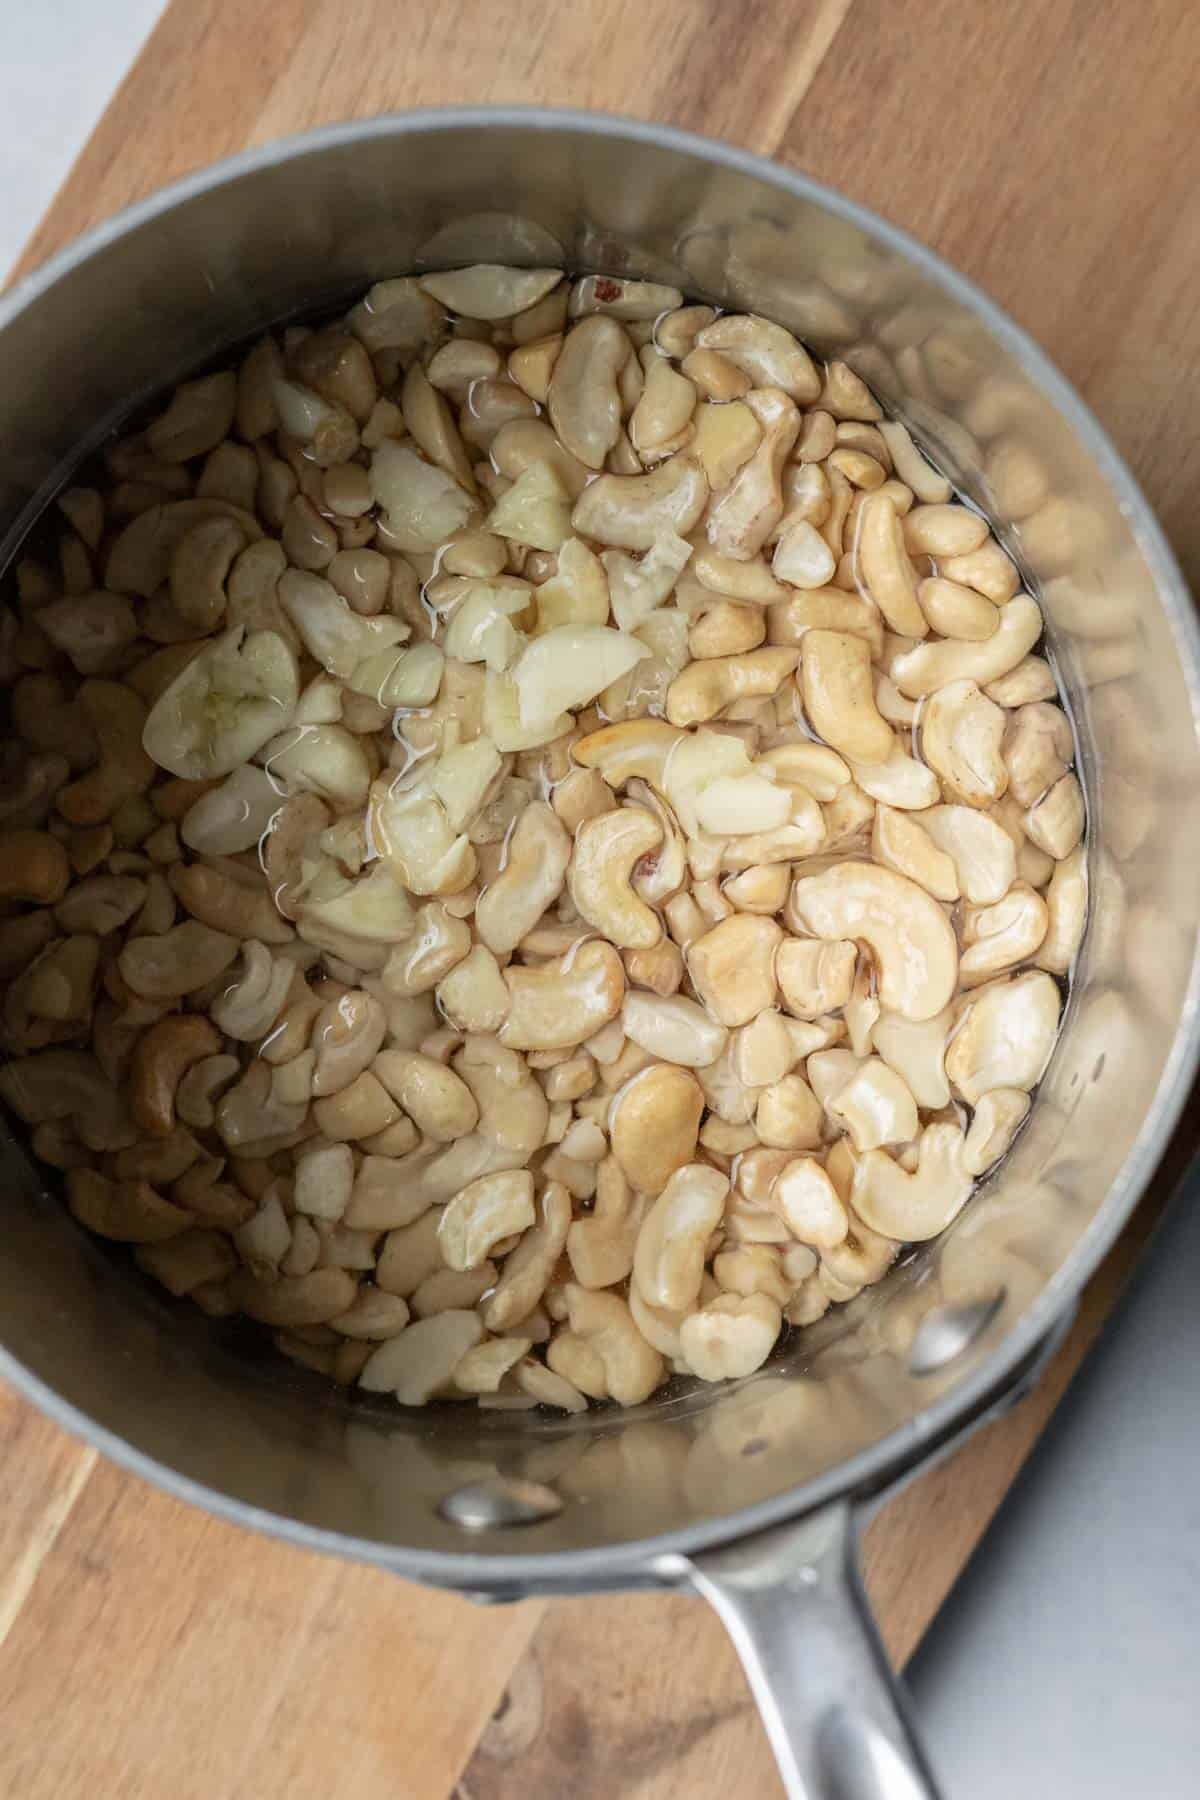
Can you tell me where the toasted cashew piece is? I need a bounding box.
[802,629,893,764]
[568,805,663,949]
[609,1062,704,1196]
[500,940,625,1050]
[633,1162,729,1312]
[680,1292,781,1382]
[852,1122,973,1240]
[789,861,958,1021]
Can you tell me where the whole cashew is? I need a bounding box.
[801,629,893,764]
[500,940,625,1051]
[666,646,798,727]
[633,1161,729,1313]
[571,452,709,552]
[482,1179,572,1331]
[546,315,628,470]
[563,1284,664,1405]
[568,805,663,949]
[474,801,571,956]
[705,388,801,560]
[210,941,295,1041]
[130,1014,224,1138]
[789,861,958,1021]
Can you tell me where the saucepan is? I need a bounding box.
[0,110,1197,1798]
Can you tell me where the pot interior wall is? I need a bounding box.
[1,117,1196,1567]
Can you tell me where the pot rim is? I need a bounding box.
[2,104,1198,1590]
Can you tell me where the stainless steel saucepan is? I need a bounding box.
[0,110,1196,1799]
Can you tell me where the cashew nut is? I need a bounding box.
[801,629,893,764]
[474,801,571,955]
[609,1062,705,1195]
[439,1170,535,1271]
[789,861,958,1020]
[851,1122,973,1240]
[679,1292,781,1381]
[633,1162,729,1312]
[571,451,709,551]
[892,595,1043,697]
[688,913,782,1028]
[922,679,1009,807]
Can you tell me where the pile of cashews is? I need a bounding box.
[0,262,1087,1410]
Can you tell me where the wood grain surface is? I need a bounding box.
[4,2,1200,1794]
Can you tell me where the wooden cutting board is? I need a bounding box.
[3,3,1199,1793]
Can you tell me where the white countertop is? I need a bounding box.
[3,5,165,281]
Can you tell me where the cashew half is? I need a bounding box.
[609,1062,705,1195]
[633,1162,729,1312]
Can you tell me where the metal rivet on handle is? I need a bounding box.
[907,1289,1006,1377]
[438,1478,564,1530]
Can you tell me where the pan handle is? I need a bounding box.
[681,1503,941,1800]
